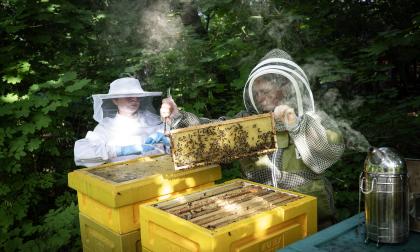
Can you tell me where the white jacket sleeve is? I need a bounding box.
[74,125,116,167]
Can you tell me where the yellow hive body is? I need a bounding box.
[68,154,222,234]
[140,179,317,252]
[169,113,277,170]
[77,183,214,234]
[79,213,141,252]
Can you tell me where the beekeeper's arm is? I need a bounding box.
[160,97,245,129]
[74,125,167,167]
[274,105,345,174]
[74,123,115,167]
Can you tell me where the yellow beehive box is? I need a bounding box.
[140,179,317,252]
[79,212,141,252]
[170,113,277,170]
[68,154,222,234]
[77,182,214,234]
[68,154,221,208]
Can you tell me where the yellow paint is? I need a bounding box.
[68,154,221,208]
[77,183,214,234]
[68,154,221,234]
[140,179,317,252]
[79,213,142,252]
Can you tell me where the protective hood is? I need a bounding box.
[92,77,162,123]
[243,49,315,116]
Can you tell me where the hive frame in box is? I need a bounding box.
[169,113,278,170]
[140,179,317,252]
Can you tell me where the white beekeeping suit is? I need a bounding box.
[74,77,165,167]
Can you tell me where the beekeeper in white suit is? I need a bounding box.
[74,77,170,167]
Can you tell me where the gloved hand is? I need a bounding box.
[273,104,298,129]
[160,97,180,124]
[145,132,170,146]
[116,144,155,157]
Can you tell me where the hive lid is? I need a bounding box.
[68,154,221,207]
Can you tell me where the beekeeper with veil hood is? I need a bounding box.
[160,49,345,225]
[75,77,170,167]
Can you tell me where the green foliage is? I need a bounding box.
[0,0,419,249]
[0,0,128,250]
[4,204,80,252]
[326,152,365,220]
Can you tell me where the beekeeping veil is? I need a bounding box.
[92,77,162,123]
[243,49,315,118]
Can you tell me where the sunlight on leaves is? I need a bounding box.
[2,75,22,84]
[1,93,19,103]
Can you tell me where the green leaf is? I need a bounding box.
[3,237,23,251]
[193,101,206,111]
[1,93,19,103]
[5,24,26,33]
[18,61,31,74]
[60,72,77,83]
[29,84,40,93]
[33,114,52,129]
[0,184,11,197]
[65,78,90,92]
[22,223,37,237]
[27,138,42,152]
[2,75,22,84]
[10,137,26,159]
[21,123,36,135]
[42,101,64,113]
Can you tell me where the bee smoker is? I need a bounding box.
[359,147,409,244]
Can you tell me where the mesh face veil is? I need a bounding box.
[92,77,162,125]
[243,49,315,116]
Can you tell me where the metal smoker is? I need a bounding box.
[359,147,409,244]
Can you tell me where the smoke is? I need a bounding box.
[297,51,370,153]
[106,0,183,53]
[244,2,370,154]
[137,1,183,52]
[315,88,371,153]
[336,119,371,153]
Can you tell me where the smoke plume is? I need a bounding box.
[137,1,183,52]
[315,87,371,152]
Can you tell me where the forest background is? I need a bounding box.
[1,0,419,251]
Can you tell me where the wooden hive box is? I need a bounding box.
[140,179,317,252]
[169,113,277,170]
